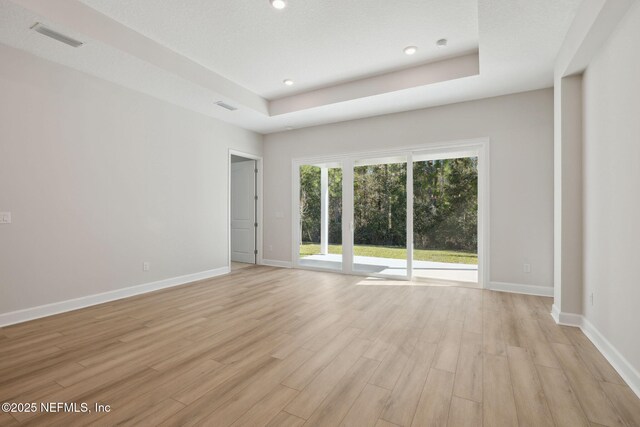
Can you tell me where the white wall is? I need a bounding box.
[263,89,554,289]
[582,3,640,375]
[554,74,584,315]
[551,0,636,321]
[0,44,262,316]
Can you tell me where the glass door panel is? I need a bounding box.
[352,156,408,278]
[412,155,479,284]
[297,162,343,271]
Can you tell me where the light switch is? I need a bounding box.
[0,212,11,224]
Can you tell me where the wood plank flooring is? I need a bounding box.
[0,266,638,426]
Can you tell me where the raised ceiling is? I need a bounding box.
[0,0,582,133]
[80,0,479,100]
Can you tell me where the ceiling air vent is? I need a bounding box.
[31,23,84,48]
[215,101,238,111]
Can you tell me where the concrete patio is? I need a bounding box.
[299,253,478,283]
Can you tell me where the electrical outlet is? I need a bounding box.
[143,262,150,272]
[0,212,11,224]
[590,292,594,306]
[268,245,273,252]
[523,263,531,273]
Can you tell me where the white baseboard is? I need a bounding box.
[0,266,229,328]
[551,303,561,323]
[261,259,292,268]
[552,310,640,398]
[556,311,584,327]
[489,281,554,296]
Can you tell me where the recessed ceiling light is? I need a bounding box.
[283,79,294,86]
[270,0,286,9]
[436,38,448,48]
[403,46,418,55]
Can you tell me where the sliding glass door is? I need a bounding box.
[412,151,479,285]
[296,161,343,271]
[352,156,409,278]
[292,141,485,286]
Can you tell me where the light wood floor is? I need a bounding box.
[1,266,639,426]
[231,261,256,271]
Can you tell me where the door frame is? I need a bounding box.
[228,149,263,269]
[291,137,490,288]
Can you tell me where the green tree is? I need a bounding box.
[413,158,477,251]
[300,157,477,253]
[354,162,406,247]
[299,165,320,242]
[299,166,343,244]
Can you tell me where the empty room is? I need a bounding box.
[1,0,639,426]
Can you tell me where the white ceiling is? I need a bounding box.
[0,0,582,134]
[79,0,479,100]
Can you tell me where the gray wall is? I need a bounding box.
[582,2,640,375]
[263,89,555,289]
[0,44,262,315]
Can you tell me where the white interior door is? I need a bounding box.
[231,160,256,263]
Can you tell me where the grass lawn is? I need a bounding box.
[299,243,477,264]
